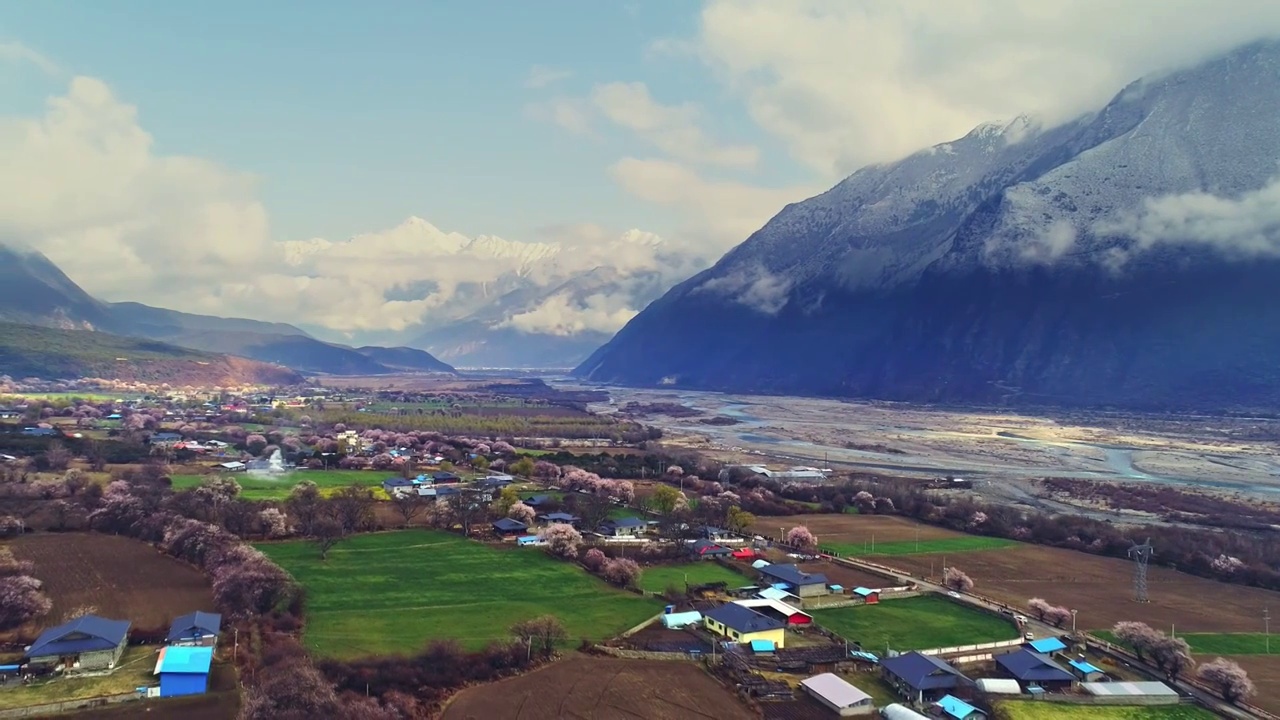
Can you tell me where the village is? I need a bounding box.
[0,382,1272,720]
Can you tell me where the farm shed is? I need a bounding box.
[799,672,874,716]
[933,694,986,720]
[492,518,529,536]
[704,603,786,648]
[758,564,829,598]
[880,652,969,704]
[882,705,929,720]
[1079,681,1179,705]
[732,547,758,559]
[974,678,1022,695]
[26,615,131,671]
[734,598,812,626]
[1067,658,1105,681]
[995,649,1074,691]
[661,611,703,629]
[1026,637,1066,654]
[382,478,415,496]
[758,586,800,603]
[167,611,221,647]
[516,535,543,546]
[853,587,879,604]
[153,645,213,697]
[218,461,246,472]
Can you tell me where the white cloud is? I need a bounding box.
[498,293,639,336]
[610,156,819,250]
[524,96,594,135]
[524,65,572,89]
[590,82,758,168]
[3,74,687,338]
[0,41,60,75]
[694,262,792,314]
[1097,177,1280,259]
[685,0,1280,176]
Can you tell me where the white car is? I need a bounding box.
[948,591,961,598]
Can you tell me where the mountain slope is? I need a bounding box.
[0,246,114,329]
[107,301,312,339]
[0,322,302,386]
[355,346,456,373]
[578,41,1280,411]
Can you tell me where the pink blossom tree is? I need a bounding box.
[600,558,641,587]
[786,525,817,550]
[1197,657,1256,704]
[1112,621,1162,663]
[0,574,51,630]
[258,508,290,538]
[245,434,268,455]
[538,523,582,559]
[581,547,607,572]
[943,566,974,593]
[1211,554,1245,576]
[852,491,875,513]
[507,502,536,525]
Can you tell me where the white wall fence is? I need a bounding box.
[920,638,1022,657]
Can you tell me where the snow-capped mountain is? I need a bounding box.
[578,40,1280,411]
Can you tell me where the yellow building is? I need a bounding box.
[703,604,787,648]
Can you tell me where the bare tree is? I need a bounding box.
[391,493,426,528]
[510,615,567,656]
[310,516,347,560]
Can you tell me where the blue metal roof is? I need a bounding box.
[935,694,981,719]
[881,652,967,691]
[1028,637,1066,653]
[155,646,213,675]
[541,512,579,522]
[27,615,130,658]
[758,587,794,601]
[853,586,877,596]
[749,639,776,652]
[167,611,221,642]
[997,649,1074,683]
[492,518,528,531]
[758,563,828,586]
[705,603,785,634]
[608,516,646,528]
[1069,659,1103,674]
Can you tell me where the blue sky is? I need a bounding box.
[1,0,796,243]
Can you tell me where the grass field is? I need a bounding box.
[171,468,398,500]
[257,530,662,658]
[830,536,1018,557]
[1098,631,1279,655]
[812,595,1018,651]
[638,563,749,594]
[0,646,157,710]
[996,702,1215,720]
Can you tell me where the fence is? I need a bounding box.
[920,638,1022,657]
[0,692,137,719]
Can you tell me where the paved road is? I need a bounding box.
[828,555,1268,720]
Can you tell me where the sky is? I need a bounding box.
[3,0,1280,336]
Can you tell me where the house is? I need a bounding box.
[538,512,580,526]
[484,473,515,483]
[419,486,460,499]
[166,611,221,647]
[524,494,554,509]
[932,695,986,720]
[699,526,735,542]
[26,615,131,671]
[492,518,529,536]
[149,432,183,445]
[516,535,544,546]
[853,587,880,604]
[154,645,213,697]
[800,673,874,716]
[432,471,462,484]
[1067,659,1106,682]
[598,516,646,538]
[0,407,19,419]
[20,427,57,437]
[734,598,812,626]
[757,564,830,598]
[689,539,733,559]
[995,649,1075,691]
[474,476,513,491]
[382,478,416,496]
[880,652,969,704]
[703,603,786,648]
[1027,637,1067,655]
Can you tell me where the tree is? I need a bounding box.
[240,655,342,720]
[329,485,376,533]
[1149,634,1194,681]
[1112,621,1162,663]
[786,525,817,550]
[1028,597,1052,621]
[390,492,426,528]
[649,485,683,516]
[245,434,268,455]
[286,482,323,536]
[42,442,72,472]
[574,493,615,534]
[852,491,876,513]
[600,558,641,587]
[943,566,974,593]
[507,501,536,525]
[492,486,521,517]
[0,574,51,630]
[510,615,566,656]
[446,493,488,536]
[310,516,347,560]
[258,507,290,538]
[510,457,535,478]
[539,523,582,559]
[581,548,607,572]
[1197,657,1256,703]
[725,506,756,534]
[472,455,490,472]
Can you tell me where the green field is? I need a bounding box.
[171,468,394,500]
[1096,630,1278,655]
[812,595,1018,651]
[638,562,749,594]
[257,530,662,658]
[997,702,1215,720]
[830,536,1018,557]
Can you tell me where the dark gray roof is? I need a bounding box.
[382,478,415,487]
[607,517,647,528]
[758,563,828,586]
[706,603,785,634]
[881,652,968,691]
[540,512,579,522]
[28,615,130,658]
[167,611,222,642]
[492,518,529,532]
[996,649,1075,683]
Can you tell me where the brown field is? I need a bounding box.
[750,513,963,544]
[889,545,1280,633]
[794,560,891,590]
[1214,656,1280,716]
[440,656,755,720]
[7,533,214,635]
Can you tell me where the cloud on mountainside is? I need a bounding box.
[0,73,686,336]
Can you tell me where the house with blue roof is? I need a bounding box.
[934,694,986,720]
[492,518,529,536]
[853,587,880,604]
[20,427,57,437]
[167,611,221,647]
[26,615,131,670]
[703,603,786,647]
[996,649,1075,691]
[598,516,646,538]
[757,564,830,598]
[523,494,553,508]
[382,478,416,496]
[432,471,461,483]
[1067,658,1106,682]
[538,511,579,526]
[880,651,969,703]
[154,645,213,697]
[1027,637,1066,654]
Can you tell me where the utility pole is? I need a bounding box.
[1071,609,1078,635]
[1266,607,1271,654]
